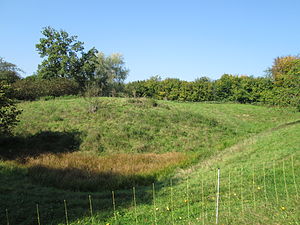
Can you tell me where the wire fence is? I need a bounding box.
[3,156,300,225]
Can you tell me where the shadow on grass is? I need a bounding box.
[0,131,166,224]
[0,162,163,225]
[28,164,159,192]
[0,131,81,160]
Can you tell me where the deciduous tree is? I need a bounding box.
[36,26,85,82]
[0,57,22,84]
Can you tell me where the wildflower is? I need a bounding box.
[179,216,182,220]
[166,206,170,211]
[281,206,286,211]
[184,199,188,203]
[257,186,261,190]
[233,193,237,196]
[155,207,159,211]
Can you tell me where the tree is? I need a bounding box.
[0,57,22,84]
[36,26,85,82]
[77,47,98,87]
[268,55,300,80]
[0,82,21,135]
[93,52,129,96]
[36,27,130,93]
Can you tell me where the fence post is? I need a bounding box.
[6,209,9,225]
[273,161,279,204]
[152,183,157,225]
[64,200,69,225]
[36,204,41,225]
[186,178,190,225]
[216,168,220,224]
[170,179,175,225]
[112,191,117,221]
[133,187,138,224]
[291,156,299,199]
[88,195,93,218]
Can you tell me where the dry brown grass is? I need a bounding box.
[24,152,187,191]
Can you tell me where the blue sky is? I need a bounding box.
[1,0,300,81]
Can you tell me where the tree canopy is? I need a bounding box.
[35,27,129,93]
[36,26,84,80]
[93,52,129,96]
[0,57,22,84]
[268,55,300,80]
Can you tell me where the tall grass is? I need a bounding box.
[26,152,187,191]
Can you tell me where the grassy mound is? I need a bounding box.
[0,97,298,192]
[0,98,299,224]
[14,97,299,155]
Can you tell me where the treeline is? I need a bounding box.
[1,26,299,110]
[1,26,129,101]
[125,74,300,108]
[126,55,300,109]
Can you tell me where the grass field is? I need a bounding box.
[0,97,299,224]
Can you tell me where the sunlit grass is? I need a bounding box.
[26,152,188,191]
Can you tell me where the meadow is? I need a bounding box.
[0,97,299,224]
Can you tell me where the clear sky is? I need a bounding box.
[1,0,300,81]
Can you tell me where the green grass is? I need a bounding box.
[3,97,299,190]
[0,97,299,224]
[69,120,300,225]
[14,98,299,155]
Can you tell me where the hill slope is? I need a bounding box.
[0,98,299,224]
[75,120,300,225]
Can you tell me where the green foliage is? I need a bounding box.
[12,77,80,100]
[35,27,100,89]
[267,55,300,80]
[83,83,103,113]
[36,26,84,81]
[35,27,129,94]
[125,73,299,109]
[0,57,22,84]
[77,47,98,87]
[0,83,21,135]
[93,52,129,96]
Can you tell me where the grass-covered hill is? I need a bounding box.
[0,97,299,224]
[86,113,300,225]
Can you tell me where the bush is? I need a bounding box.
[125,75,299,109]
[12,77,80,100]
[0,82,21,135]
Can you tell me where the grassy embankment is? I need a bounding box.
[0,97,299,224]
[85,117,300,225]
